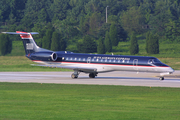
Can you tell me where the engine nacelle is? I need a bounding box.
[30,52,58,61]
[51,52,57,61]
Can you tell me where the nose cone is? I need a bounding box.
[168,67,174,74]
[161,63,174,73]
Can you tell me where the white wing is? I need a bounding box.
[32,64,97,73]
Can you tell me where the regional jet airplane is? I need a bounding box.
[2,31,174,80]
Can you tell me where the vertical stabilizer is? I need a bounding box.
[16,31,39,55]
[2,31,52,55]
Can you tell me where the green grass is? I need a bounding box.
[158,58,180,70]
[0,83,180,120]
[0,56,71,72]
[112,40,180,57]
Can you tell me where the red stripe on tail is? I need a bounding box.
[16,31,32,39]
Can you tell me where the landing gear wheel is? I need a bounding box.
[159,77,164,80]
[89,73,95,78]
[71,74,78,79]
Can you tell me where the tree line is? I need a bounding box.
[1,0,179,55]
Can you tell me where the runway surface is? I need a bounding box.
[0,71,180,88]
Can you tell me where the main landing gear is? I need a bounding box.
[71,71,97,79]
[89,73,97,78]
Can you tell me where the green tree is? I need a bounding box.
[130,32,139,55]
[80,35,97,53]
[50,0,70,21]
[51,32,60,51]
[153,35,159,54]
[117,25,128,42]
[89,12,101,36]
[104,31,112,52]
[109,23,118,46]
[23,0,51,23]
[165,19,180,42]
[97,37,105,54]
[147,33,159,54]
[149,0,175,36]
[79,14,85,34]
[38,8,48,23]
[59,37,66,51]
[146,31,150,53]
[42,29,53,49]
[120,6,145,34]
[0,34,12,55]
[0,10,3,21]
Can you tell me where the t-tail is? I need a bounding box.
[2,31,52,55]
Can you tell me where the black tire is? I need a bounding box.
[89,73,95,78]
[159,77,164,80]
[71,74,78,79]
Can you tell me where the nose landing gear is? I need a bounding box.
[159,77,164,80]
[71,70,80,79]
[71,74,78,79]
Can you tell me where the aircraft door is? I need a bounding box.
[87,57,91,63]
[133,59,138,70]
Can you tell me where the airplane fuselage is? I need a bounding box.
[28,51,174,74]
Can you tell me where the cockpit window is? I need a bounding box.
[153,59,161,63]
[148,59,161,64]
[148,59,154,64]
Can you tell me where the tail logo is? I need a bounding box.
[26,43,33,50]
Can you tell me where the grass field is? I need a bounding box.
[0,83,180,120]
[0,56,71,72]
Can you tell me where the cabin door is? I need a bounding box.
[87,57,91,63]
[133,59,138,70]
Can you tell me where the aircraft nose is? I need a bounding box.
[168,67,174,74]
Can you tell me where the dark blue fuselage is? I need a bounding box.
[28,51,168,68]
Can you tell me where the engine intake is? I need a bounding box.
[51,52,57,61]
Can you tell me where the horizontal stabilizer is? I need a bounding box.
[2,32,39,35]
